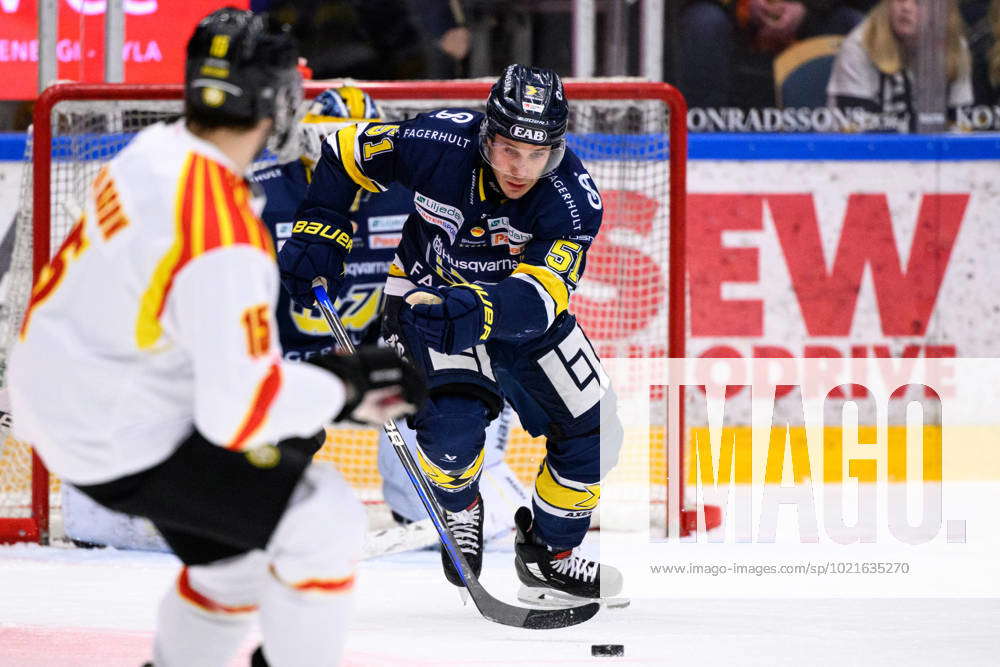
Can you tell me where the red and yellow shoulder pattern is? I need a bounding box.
[136,152,275,349]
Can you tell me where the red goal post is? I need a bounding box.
[1,79,702,545]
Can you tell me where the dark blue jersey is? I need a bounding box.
[251,158,410,359]
[296,110,604,341]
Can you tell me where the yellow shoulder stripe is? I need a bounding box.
[337,124,380,193]
[512,262,569,314]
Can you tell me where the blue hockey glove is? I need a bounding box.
[402,284,495,355]
[277,235,348,307]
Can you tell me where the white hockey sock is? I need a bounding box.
[258,567,356,667]
[151,577,256,667]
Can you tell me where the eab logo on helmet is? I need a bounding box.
[511,125,547,142]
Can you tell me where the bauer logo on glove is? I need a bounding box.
[291,220,353,250]
[277,226,350,308]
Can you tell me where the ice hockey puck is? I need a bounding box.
[591,644,624,657]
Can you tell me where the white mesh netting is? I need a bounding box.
[0,83,678,540]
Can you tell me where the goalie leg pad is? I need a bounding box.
[377,417,428,522]
[410,391,492,512]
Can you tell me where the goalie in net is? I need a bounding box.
[7,8,425,667]
[278,64,625,604]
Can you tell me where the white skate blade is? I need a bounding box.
[516,585,630,610]
[458,587,470,606]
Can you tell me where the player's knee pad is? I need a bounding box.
[179,551,269,615]
[412,392,491,496]
[267,464,365,591]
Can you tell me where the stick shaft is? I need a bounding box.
[310,283,472,584]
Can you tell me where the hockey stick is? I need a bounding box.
[311,281,599,629]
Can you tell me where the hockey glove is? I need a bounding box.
[277,235,348,308]
[309,346,426,426]
[401,284,494,355]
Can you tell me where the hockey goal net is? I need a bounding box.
[0,80,702,544]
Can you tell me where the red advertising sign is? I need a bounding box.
[0,0,249,100]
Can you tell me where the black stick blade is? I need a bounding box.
[471,583,601,629]
[521,602,601,629]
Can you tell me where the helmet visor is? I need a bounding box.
[479,124,565,181]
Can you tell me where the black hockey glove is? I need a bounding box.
[309,346,426,425]
[277,234,348,308]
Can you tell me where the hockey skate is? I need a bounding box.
[514,506,628,609]
[440,494,485,587]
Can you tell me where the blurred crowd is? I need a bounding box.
[249,0,472,79]
[677,0,999,130]
[3,0,998,133]
[251,0,1000,132]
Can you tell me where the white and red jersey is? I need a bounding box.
[9,121,344,485]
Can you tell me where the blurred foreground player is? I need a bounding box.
[278,64,623,604]
[8,9,423,666]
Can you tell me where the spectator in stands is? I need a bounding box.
[967,0,1000,103]
[407,0,471,77]
[827,0,974,130]
[264,0,427,79]
[678,0,864,110]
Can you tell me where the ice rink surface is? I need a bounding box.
[2,525,999,667]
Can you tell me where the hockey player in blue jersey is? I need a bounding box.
[278,65,623,602]
[256,85,527,536]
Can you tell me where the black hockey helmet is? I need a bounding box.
[480,64,568,178]
[185,7,302,153]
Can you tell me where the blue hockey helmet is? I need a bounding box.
[290,86,384,167]
[305,86,383,122]
[480,64,568,179]
[185,8,302,154]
